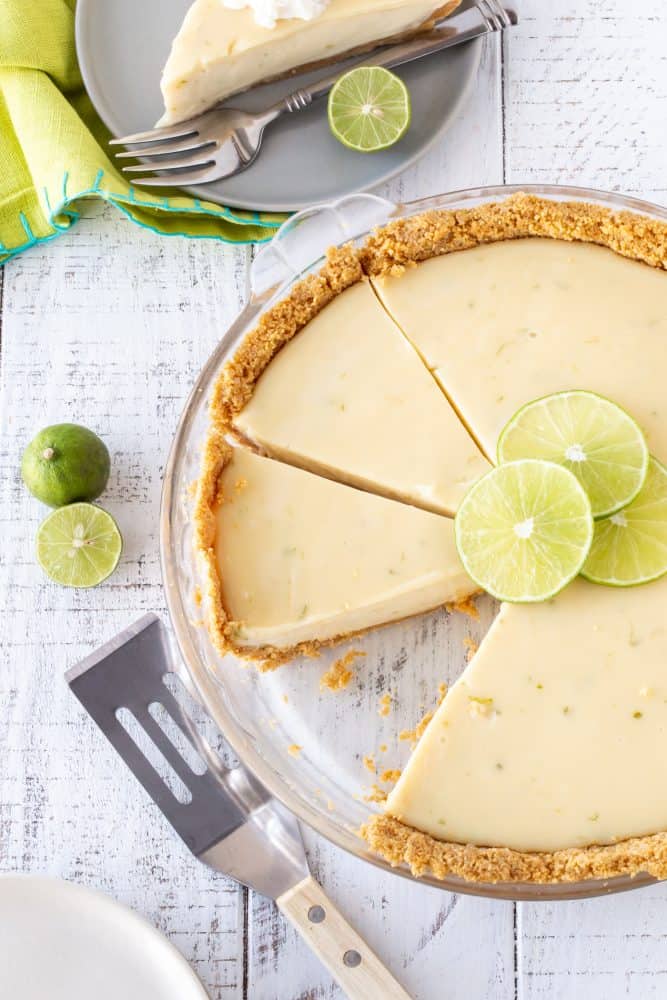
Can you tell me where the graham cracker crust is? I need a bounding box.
[360,192,667,275]
[361,814,667,884]
[211,244,363,428]
[193,429,348,670]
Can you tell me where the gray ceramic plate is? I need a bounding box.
[75,0,482,212]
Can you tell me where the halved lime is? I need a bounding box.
[497,391,648,519]
[21,423,110,508]
[36,503,122,588]
[327,66,411,152]
[581,457,667,586]
[455,459,593,602]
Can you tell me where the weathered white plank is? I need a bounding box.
[0,209,250,998]
[505,3,667,998]
[505,0,667,202]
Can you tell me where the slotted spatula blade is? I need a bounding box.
[66,615,412,1000]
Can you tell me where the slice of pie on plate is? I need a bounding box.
[160,0,460,124]
[196,442,474,666]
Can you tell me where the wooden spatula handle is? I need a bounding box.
[277,875,412,999]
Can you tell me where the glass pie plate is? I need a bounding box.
[160,183,667,901]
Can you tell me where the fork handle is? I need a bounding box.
[277,875,412,1000]
[275,5,516,112]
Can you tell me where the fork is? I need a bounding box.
[111,0,516,187]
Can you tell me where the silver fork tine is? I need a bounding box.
[114,137,216,159]
[121,152,216,174]
[127,163,225,186]
[109,123,200,146]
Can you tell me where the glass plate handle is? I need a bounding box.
[250,193,397,297]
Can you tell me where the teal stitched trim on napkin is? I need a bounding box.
[0,0,283,264]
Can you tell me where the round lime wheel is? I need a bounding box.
[36,503,122,588]
[455,459,594,602]
[581,457,667,586]
[327,66,411,152]
[497,391,648,519]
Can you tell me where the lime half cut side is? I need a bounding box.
[455,459,594,602]
[581,457,667,587]
[36,503,122,588]
[327,66,411,152]
[497,390,649,519]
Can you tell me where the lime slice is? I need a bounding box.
[497,391,648,519]
[581,457,667,586]
[21,423,110,508]
[36,503,122,588]
[327,66,411,152]
[455,459,593,602]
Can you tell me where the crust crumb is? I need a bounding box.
[449,594,480,621]
[287,744,302,757]
[399,684,447,747]
[364,784,389,804]
[380,768,402,784]
[378,693,392,717]
[320,649,364,692]
[463,636,479,661]
[399,712,434,749]
[363,754,376,774]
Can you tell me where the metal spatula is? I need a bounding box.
[66,614,411,1000]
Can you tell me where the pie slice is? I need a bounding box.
[369,235,667,463]
[195,442,475,665]
[365,575,667,881]
[159,0,459,125]
[217,278,489,516]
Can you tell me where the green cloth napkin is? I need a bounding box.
[0,0,283,264]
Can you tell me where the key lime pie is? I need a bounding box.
[195,193,667,883]
[160,0,460,123]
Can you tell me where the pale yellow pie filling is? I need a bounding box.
[371,237,667,463]
[387,576,667,852]
[234,281,489,517]
[213,448,474,650]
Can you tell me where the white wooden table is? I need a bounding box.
[2,2,667,996]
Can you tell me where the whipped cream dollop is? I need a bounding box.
[222,0,329,29]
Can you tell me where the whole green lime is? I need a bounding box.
[21,423,110,507]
